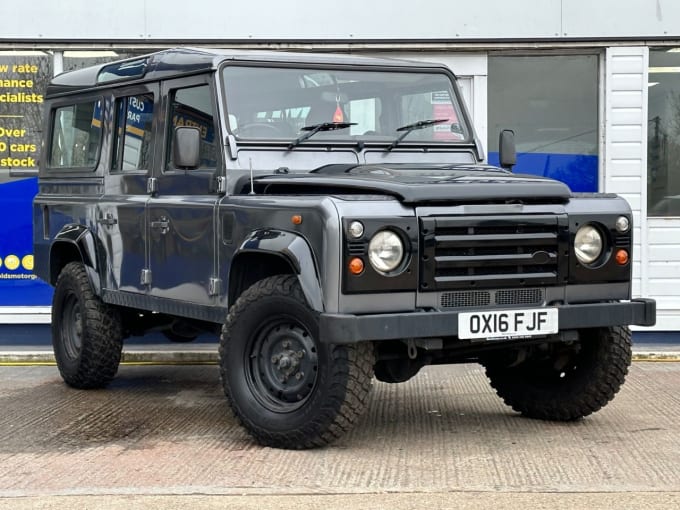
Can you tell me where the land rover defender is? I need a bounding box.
[33,48,655,449]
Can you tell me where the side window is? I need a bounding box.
[168,85,217,169]
[49,100,102,169]
[112,94,154,171]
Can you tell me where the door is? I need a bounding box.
[146,74,221,305]
[98,84,158,293]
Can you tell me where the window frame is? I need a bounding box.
[110,92,156,173]
[107,82,160,176]
[45,95,105,174]
[218,61,475,147]
[161,74,222,175]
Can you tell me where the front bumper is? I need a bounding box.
[319,298,656,344]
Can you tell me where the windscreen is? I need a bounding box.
[222,65,471,144]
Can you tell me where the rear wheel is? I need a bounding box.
[52,262,124,389]
[220,275,374,449]
[484,326,632,421]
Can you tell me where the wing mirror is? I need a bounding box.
[498,129,516,171]
[173,126,201,169]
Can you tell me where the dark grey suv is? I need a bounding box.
[33,48,655,449]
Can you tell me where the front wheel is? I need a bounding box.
[52,262,124,389]
[484,326,632,421]
[219,275,374,449]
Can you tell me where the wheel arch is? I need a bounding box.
[229,230,324,312]
[49,225,102,295]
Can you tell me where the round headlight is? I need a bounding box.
[368,230,404,273]
[574,225,603,265]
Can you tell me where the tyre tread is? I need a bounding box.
[219,275,374,449]
[53,262,123,389]
[485,326,632,421]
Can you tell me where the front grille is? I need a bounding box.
[420,214,567,291]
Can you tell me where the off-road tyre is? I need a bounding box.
[484,326,632,421]
[219,275,374,449]
[52,262,124,389]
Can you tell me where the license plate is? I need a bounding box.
[458,308,558,340]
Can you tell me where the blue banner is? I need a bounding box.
[0,177,52,305]
[488,152,598,193]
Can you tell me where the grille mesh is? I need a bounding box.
[496,288,544,306]
[440,291,491,308]
[440,288,544,309]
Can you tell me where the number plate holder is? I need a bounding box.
[458,308,559,340]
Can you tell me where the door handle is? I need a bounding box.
[151,216,170,235]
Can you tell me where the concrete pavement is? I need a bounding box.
[1,339,679,365]
[0,363,678,508]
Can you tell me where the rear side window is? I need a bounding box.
[112,94,155,171]
[48,101,102,169]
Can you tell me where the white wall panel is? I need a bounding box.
[0,0,563,41]
[610,108,644,126]
[4,1,679,42]
[563,0,680,38]
[604,47,647,313]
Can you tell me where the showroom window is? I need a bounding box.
[648,48,680,216]
[487,54,600,192]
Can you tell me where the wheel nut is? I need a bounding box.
[271,355,280,363]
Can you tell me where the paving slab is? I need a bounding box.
[0,363,678,508]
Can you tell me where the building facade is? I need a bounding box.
[0,0,678,329]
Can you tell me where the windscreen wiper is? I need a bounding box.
[288,122,356,150]
[387,118,450,151]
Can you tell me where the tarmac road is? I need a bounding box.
[0,362,679,509]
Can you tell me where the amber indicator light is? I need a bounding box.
[349,257,364,275]
[291,215,303,225]
[615,249,629,265]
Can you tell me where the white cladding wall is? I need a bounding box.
[1,1,680,41]
[604,47,648,306]
[648,217,680,329]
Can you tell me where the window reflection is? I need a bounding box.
[648,48,680,216]
[488,55,599,192]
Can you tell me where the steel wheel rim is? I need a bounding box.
[61,293,83,360]
[245,316,319,413]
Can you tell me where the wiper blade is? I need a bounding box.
[388,118,449,151]
[288,121,356,150]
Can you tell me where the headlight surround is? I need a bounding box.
[574,224,604,265]
[368,230,404,273]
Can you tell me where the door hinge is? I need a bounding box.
[97,212,118,227]
[140,269,152,286]
[209,278,222,296]
[147,177,157,194]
